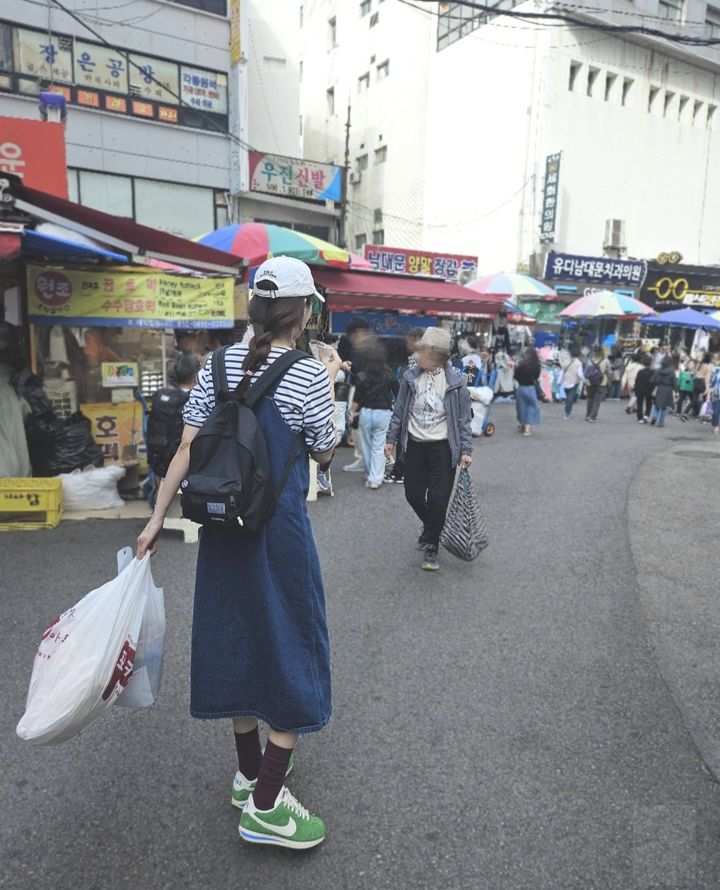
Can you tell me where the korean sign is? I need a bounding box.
[641,262,720,310]
[544,251,647,287]
[331,312,439,336]
[26,266,235,328]
[129,54,179,105]
[363,246,477,281]
[248,151,343,203]
[0,117,68,198]
[74,41,128,94]
[14,28,73,83]
[540,153,561,245]
[181,66,228,114]
[101,362,139,388]
[80,401,146,467]
[230,0,242,65]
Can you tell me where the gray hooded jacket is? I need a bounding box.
[386,364,473,466]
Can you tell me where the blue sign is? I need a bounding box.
[331,312,438,337]
[544,251,646,287]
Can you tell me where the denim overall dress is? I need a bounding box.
[189,386,332,734]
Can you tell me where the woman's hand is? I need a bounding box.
[384,443,395,461]
[459,454,473,469]
[319,347,342,381]
[137,515,164,558]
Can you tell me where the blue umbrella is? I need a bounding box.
[640,307,720,330]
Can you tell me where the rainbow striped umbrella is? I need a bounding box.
[559,291,655,319]
[197,223,370,269]
[465,271,556,303]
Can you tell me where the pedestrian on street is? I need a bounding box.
[649,354,677,428]
[709,356,720,435]
[386,327,425,484]
[622,352,644,415]
[342,316,376,474]
[608,348,624,400]
[513,346,542,436]
[585,349,609,423]
[697,352,715,401]
[677,359,698,420]
[136,256,340,851]
[634,354,654,423]
[384,327,473,572]
[350,345,399,489]
[560,344,583,419]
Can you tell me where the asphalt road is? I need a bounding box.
[2,401,720,890]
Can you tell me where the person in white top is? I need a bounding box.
[560,344,583,419]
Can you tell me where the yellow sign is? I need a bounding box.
[27,265,235,328]
[230,0,241,65]
[81,401,147,470]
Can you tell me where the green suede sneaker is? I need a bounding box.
[230,753,295,810]
[239,787,326,850]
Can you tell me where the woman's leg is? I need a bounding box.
[423,441,455,549]
[251,728,298,810]
[357,409,373,480]
[369,410,391,485]
[403,441,429,529]
[233,717,262,779]
[657,407,667,427]
[712,399,720,429]
[564,385,575,417]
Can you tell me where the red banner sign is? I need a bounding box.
[363,245,477,281]
[0,117,68,198]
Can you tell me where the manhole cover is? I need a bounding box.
[674,450,720,460]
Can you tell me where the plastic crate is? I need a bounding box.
[0,477,63,530]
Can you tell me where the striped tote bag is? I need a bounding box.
[440,468,489,561]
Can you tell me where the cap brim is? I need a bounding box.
[313,288,325,303]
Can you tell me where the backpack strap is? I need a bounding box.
[240,349,308,408]
[211,346,230,398]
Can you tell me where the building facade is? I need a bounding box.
[301,0,720,272]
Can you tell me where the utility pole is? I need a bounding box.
[338,98,352,249]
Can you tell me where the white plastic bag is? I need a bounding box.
[59,465,126,511]
[116,548,165,709]
[16,555,156,745]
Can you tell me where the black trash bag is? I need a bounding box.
[440,468,489,561]
[26,411,104,477]
[14,368,55,417]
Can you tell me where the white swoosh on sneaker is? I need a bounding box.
[252,814,297,838]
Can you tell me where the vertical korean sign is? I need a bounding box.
[229,0,245,194]
[540,153,561,245]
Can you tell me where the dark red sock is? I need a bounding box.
[253,739,294,810]
[234,725,262,780]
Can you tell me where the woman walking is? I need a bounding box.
[650,353,677,428]
[622,352,644,415]
[350,346,399,489]
[137,256,340,851]
[560,345,583,419]
[384,327,473,572]
[514,346,542,435]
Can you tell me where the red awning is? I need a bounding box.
[0,231,21,260]
[313,267,508,315]
[9,177,242,275]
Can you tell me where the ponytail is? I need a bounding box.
[242,291,308,374]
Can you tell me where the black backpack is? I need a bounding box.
[146,387,188,478]
[180,348,306,530]
[586,362,603,386]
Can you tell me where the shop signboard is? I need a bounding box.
[74,41,128,94]
[331,312,438,336]
[248,151,343,203]
[181,66,228,114]
[26,266,234,328]
[363,246,477,281]
[230,0,241,65]
[80,401,146,468]
[540,153,561,245]
[640,263,720,310]
[14,27,73,83]
[544,251,647,287]
[101,362,139,388]
[516,300,563,325]
[129,54,179,105]
[0,118,68,198]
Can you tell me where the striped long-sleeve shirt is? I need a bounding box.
[182,345,336,453]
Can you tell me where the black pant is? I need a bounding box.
[678,391,698,416]
[636,392,652,420]
[389,452,405,480]
[403,439,455,548]
[586,386,604,420]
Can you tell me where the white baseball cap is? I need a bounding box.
[252,255,325,302]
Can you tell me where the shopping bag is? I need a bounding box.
[440,468,489,561]
[700,399,713,421]
[16,555,158,745]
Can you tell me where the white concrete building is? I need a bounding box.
[301,0,720,270]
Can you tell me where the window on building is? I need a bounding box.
[568,61,581,92]
[587,67,600,97]
[0,23,12,72]
[356,153,369,171]
[79,170,134,218]
[436,1,486,50]
[622,77,633,106]
[374,145,387,164]
[372,229,384,244]
[328,16,337,48]
[708,104,717,128]
[370,11,380,26]
[707,4,720,36]
[377,60,390,80]
[327,87,335,116]
[658,0,683,21]
[135,178,215,238]
[678,95,689,121]
[67,169,79,203]
[663,90,675,117]
[360,0,371,16]
[215,191,229,229]
[355,233,367,250]
[693,99,704,125]
[648,86,660,113]
[358,72,370,91]
[604,73,617,101]
[167,0,227,14]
